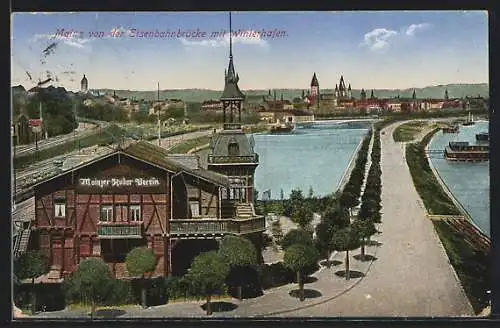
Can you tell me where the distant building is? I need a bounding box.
[80,74,88,93]
[201,100,223,111]
[306,73,355,113]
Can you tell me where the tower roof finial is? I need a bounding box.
[229,12,233,59]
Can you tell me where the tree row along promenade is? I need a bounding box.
[286,120,474,317]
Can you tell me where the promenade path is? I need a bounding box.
[287,121,473,317]
[32,121,474,319]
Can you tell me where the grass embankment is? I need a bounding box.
[168,136,211,154]
[392,121,427,142]
[14,125,124,170]
[124,124,212,141]
[405,129,459,215]
[405,128,489,314]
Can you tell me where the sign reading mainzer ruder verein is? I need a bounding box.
[78,177,161,188]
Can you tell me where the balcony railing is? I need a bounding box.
[170,216,265,236]
[98,222,144,239]
[208,154,259,164]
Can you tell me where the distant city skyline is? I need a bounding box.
[11,11,489,92]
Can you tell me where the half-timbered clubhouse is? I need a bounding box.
[30,139,264,281]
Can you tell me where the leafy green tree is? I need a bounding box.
[339,190,359,214]
[322,205,350,230]
[293,205,313,229]
[308,186,314,199]
[132,111,150,124]
[218,235,258,301]
[271,220,283,243]
[66,258,115,318]
[330,227,361,280]
[125,247,157,308]
[283,244,320,302]
[185,251,230,315]
[284,188,305,217]
[281,228,313,250]
[352,219,379,260]
[14,251,49,314]
[314,221,334,259]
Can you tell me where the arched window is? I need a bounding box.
[228,140,239,156]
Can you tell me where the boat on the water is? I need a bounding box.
[475,132,489,142]
[442,125,459,133]
[444,141,488,162]
[269,122,295,134]
[462,112,475,126]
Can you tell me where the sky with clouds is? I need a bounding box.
[11,11,488,91]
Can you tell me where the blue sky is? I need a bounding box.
[11,11,488,91]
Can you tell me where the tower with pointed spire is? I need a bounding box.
[208,12,260,208]
[370,89,375,99]
[412,89,416,99]
[80,74,88,93]
[444,88,449,100]
[347,83,352,99]
[310,72,319,95]
[360,88,366,101]
[338,75,347,98]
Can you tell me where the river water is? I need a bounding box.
[253,121,370,200]
[428,121,490,236]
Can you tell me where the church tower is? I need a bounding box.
[208,12,259,207]
[444,88,449,100]
[310,72,320,109]
[348,83,352,99]
[360,88,366,100]
[80,74,88,93]
[339,75,347,99]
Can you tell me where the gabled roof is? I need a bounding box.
[211,130,255,158]
[33,141,229,189]
[122,142,229,186]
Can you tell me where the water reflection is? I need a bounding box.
[253,121,369,199]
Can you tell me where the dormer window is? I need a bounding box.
[228,140,239,156]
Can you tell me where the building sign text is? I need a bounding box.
[79,177,161,188]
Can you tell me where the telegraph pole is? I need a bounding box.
[157,82,161,147]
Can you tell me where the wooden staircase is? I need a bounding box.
[235,203,255,219]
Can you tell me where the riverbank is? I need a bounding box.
[405,127,489,313]
[335,130,368,193]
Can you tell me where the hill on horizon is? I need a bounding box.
[97,83,488,103]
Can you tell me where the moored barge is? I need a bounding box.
[475,132,489,142]
[444,141,489,162]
